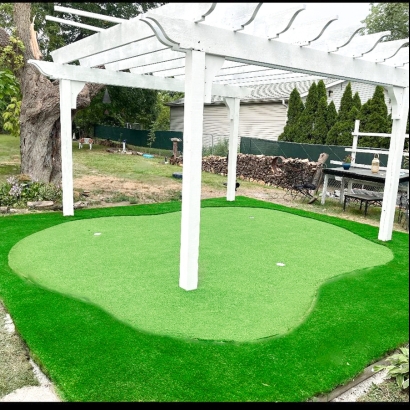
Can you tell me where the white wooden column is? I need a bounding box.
[379,86,409,241]
[59,79,85,216]
[223,97,240,201]
[179,50,206,291]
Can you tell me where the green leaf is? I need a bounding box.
[395,374,404,388]
[372,365,387,372]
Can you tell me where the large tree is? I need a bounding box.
[362,3,409,41]
[326,100,338,132]
[312,96,328,144]
[326,83,358,146]
[3,3,162,183]
[359,85,391,149]
[278,88,304,141]
[296,82,318,143]
[10,3,104,182]
[337,82,353,122]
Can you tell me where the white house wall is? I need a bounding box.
[170,81,391,146]
[324,81,392,112]
[170,103,288,145]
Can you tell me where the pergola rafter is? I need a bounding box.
[28,2,409,291]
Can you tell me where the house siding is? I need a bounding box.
[170,103,288,145]
[169,81,392,145]
[308,81,391,113]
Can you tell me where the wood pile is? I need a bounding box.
[169,156,183,166]
[201,154,320,189]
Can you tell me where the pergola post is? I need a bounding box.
[223,97,240,201]
[179,50,206,291]
[378,86,409,241]
[59,79,85,216]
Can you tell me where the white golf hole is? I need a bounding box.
[276,262,285,267]
[94,233,101,236]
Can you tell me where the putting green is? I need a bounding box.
[8,207,393,342]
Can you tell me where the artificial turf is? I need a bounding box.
[0,196,408,401]
[9,207,392,343]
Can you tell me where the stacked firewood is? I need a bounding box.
[201,154,319,189]
[169,156,183,166]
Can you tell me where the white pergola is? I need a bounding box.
[29,3,409,290]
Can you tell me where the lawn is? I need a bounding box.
[0,196,408,402]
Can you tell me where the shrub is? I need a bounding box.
[202,138,230,157]
[373,347,409,390]
[0,175,62,207]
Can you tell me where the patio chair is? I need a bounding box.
[397,192,409,231]
[286,153,328,204]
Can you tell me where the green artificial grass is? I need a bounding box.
[0,197,408,402]
[9,208,392,343]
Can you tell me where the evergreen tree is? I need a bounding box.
[352,92,362,112]
[278,88,304,141]
[317,79,327,102]
[326,100,338,131]
[312,96,328,144]
[338,82,353,121]
[295,82,318,142]
[359,85,390,148]
[326,104,359,146]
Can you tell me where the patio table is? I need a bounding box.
[320,167,409,205]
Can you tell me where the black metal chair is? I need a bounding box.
[286,161,326,204]
[397,192,409,231]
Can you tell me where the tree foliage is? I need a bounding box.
[0,30,24,133]
[278,88,304,141]
[359,85,391,148]
[326,100,338,131]
[338,82,353,122]
[362,3,409,41]
[326,82,358,146]
[2,97,21,137]
[295,82,318,142]
[316,79,327,102]
[74,86,160,136]
[312,96,328,144]
[352,92,361,112]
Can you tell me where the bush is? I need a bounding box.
[373,346,409,390]
[0,175,62,207]
[202,139,230,157]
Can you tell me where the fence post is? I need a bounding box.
[351,120,360,165]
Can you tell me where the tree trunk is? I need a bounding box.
[13,3,104,183]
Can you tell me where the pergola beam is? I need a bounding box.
[104,49,184,72]
[28,60,251,99]
[143,14,408,88]
[50,17,155,64]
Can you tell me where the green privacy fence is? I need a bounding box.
[93,125,183,151]
[239,137,392,168]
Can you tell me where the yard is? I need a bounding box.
[0,134,408,401]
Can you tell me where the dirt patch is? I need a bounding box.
[3,174,408,233]
[74,175,183,204]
